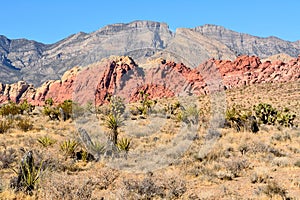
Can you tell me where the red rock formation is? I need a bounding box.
[0,55,299,106]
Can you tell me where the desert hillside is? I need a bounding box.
[0,53,299,199]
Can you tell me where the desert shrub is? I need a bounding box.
[39,177,94,200]
[271,132,291,142]
[109,96,126,115]
[130,91,156,117]
[176,104,201,126]
[167,177,187,198]
[271,157,290,167]
[138,91,155,115]
[122,176,186,199]
[60,140,78,157]
[276,111,296,127]
[0,119,12,134]
[261,181,288,199]
[0,148,18,169]
[10,151,44,195]
[225,105,259,133]
[19,99,34,115]
[250,171,270,184]
[254,103,278,125]
[0,101,21,117]
[37,136,56,147]
[294,160,300,167]
[224,158,249,178]
[43,101,60,120]
[57,99,73,121]
[16,117,33,132]
[123,177,166,199]
[254,103,296,127]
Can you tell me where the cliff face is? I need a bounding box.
[2,21,300,87]
[0,55,299,106]
[194,24,300,58]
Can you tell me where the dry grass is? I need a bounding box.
[0,80,299,199]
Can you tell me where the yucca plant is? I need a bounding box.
[91,142,105,154]
[104,113,123,144]
[37,136,56,147]
[11,151,44,194]
[60,139,78,157]
[117,138,131,152]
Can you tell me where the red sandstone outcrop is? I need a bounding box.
[0,55,299,106]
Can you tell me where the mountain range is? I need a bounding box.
[1,20,300,86]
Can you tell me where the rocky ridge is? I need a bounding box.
[0,55,299,106]
[1,21,300,86]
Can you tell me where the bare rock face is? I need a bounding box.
[2,21,300,87]
[0,55,299,106]
[194,24,300,58]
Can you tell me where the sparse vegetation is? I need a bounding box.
[37,136,56,147]
[0,119,12,134]
[0,148,17,169]
[261,181,288,199]
[0,81,299,199]
[16,117,33,132]
[60,140,78,157]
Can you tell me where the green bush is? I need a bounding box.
[254,103,277,125]
[254,103,296,127]
[276,112,296,127]
[19,99,35,115]
[58,100,73,121]
[225,105,258,133]
[0,101,21,117]
[17,118,33,132]
[43,106,59,120]
[43,99,74,121]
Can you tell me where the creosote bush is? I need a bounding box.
[17,117,33,132]
[0,119,12,134]
[43,98,73,121]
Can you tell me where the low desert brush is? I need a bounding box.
[17,118,33,132]
[0,119,12,134]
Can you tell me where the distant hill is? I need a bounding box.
[1,20,299,86]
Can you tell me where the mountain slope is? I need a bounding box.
[1,21,300,86]
[194,24,300,57]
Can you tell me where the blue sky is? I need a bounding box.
[1,0,299,44]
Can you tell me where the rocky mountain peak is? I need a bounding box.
[0,21,300,86]
[96,20,171,35]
